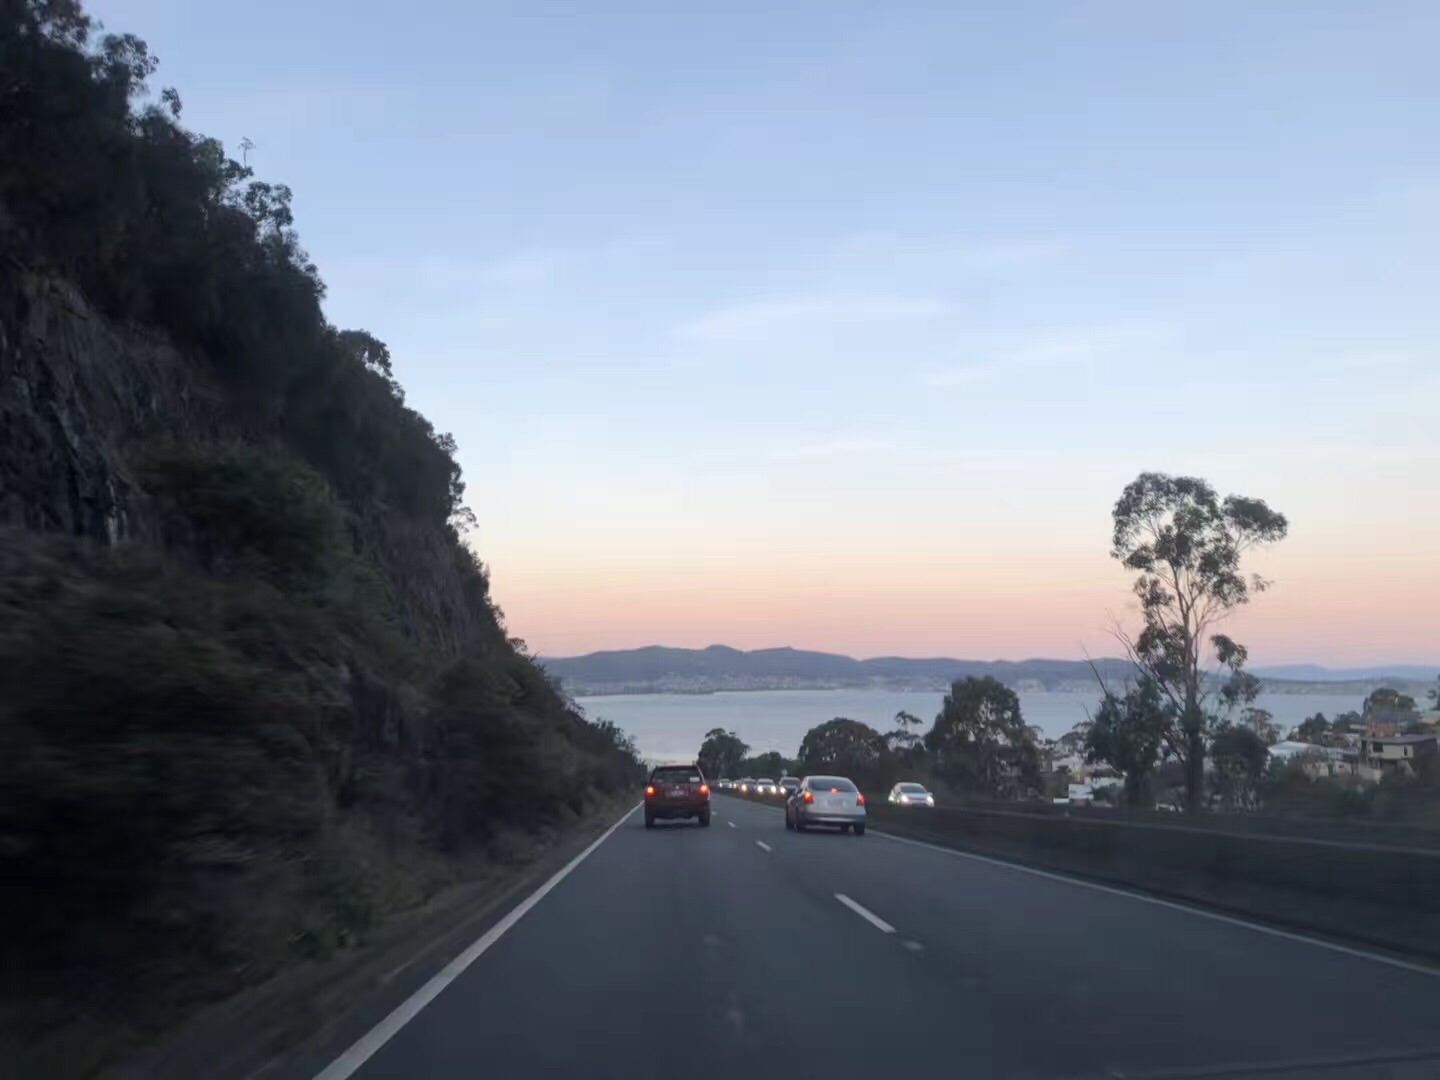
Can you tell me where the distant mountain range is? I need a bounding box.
[540,645,1437,697]
[1247,664,1439,682]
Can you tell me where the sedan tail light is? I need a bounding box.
[856,793,866,806]
[802,791,814,804]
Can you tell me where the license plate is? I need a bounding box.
[668,787,687,797]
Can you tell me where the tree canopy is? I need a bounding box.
[1085,676,1173,806]
[1296,713,1330,743]
[797,718,889,786]
[1363,688,1420,729]
[739,750,793,779]
[697,728,749,779]
[1110,472,1288,810]
[1209,723,1271,810]
[925,676,1040,798]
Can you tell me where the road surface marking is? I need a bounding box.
[728,821,736,828]
[755,840,772,852]
[835,893,895,934]
[873,830,1440,978]
[902,939,925,952]
[311,804,640,1080]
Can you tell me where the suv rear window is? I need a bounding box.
[807,777,857,792]
[651,767,702,783]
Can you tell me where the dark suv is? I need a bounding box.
[645,764,711,828]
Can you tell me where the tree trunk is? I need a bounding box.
[1184,715,1205,813]
[1124,772,1145,808]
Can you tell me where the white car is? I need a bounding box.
[754,778,778,795]
[785,775,866,835]
[888,782,935,807]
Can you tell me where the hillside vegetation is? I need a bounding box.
[0,2,642,1073]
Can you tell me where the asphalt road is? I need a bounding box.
[317,795,1440,1080]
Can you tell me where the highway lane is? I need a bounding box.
[319,794,1440,1080]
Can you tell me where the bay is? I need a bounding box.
[576,688,1366,765]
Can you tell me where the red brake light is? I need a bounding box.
[830,787,839,793]
[699,784,710,796]
[802,791,814,803]
[856,793,866,806]
[645,785,655,797]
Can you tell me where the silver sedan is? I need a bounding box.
[888,782,935,807]
[785,775,866,835]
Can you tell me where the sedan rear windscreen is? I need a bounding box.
[651,767,701,783]
[807,777,856,792]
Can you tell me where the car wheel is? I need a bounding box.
[645,814,654,829]
[854,823,866,836]
[699,811,711,827]
[795,818,806,832]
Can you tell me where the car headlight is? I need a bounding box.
[899,794,910,803]
[925,796,935,805]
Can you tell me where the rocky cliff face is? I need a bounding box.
[0,258,497,660]
[0,262,222,545]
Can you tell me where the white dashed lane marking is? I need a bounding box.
[835,893,895,934]
[755,841,772,853]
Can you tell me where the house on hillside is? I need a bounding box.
[1362,733,1437,773]
[1268,740,1358,779]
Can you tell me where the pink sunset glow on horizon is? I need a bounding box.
[485,532,1440,666]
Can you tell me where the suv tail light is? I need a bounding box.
[856,793,866,806]
[802,791,814,804]
[699,784,710,796]
[645,785,655,797]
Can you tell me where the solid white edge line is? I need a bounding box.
[755,840,772,852]
[834,892,896,934]
[872,829,1440,978]
[312,803,641,1080]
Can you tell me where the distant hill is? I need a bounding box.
[1251,664,1439,683]
[542,646,1437,697]
[542,646,1136,694]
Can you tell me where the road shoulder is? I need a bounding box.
[99,797,638,1080]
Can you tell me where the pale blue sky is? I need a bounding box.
[93,1,1439,662]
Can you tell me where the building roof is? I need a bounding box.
[1269,740,1324,758]
[1368,734,1438,745]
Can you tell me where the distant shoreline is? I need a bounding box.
[544,650,1434,702]
[568,679,1418,699]
[545,645,1433,701]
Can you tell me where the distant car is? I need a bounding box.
[888,782,935,807]
[737,777,756,793]
[754,778,778,795]
[779,776,801,798]
[785,775,866,835]
[645,764,711,828]
[717,778,734,791]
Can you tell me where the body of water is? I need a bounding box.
[576,688,1366,764]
